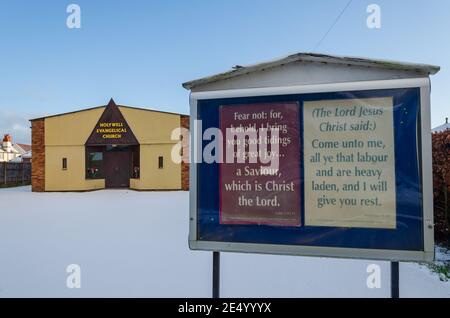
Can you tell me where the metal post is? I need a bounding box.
[391,261,399,298]
[212,252,220,298]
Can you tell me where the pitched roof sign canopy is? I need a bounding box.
[182,52,441,90]
[85,98,139,146]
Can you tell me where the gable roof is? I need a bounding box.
[15,143,31,153]
[182,52,440,90]
[29,98,188,122]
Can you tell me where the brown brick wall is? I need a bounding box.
[180,115,190,191]
[31,119,45,192]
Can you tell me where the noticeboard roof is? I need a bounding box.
[182,52,440,90]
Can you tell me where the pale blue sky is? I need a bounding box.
[0,0,449,143]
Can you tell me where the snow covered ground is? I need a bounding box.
[0,186,448,298]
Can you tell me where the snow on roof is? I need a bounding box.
[432,122,450,133]
[13,143,30,155]
[16,143,31,153]
[22,151,32,158]
[9,156,23,163]
[182,52,440,90]
[2,146,19,154]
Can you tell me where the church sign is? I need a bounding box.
[86,99,138,146]
[188,78,435,262]
[96,122,127,140]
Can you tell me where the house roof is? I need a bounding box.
[182,52,441,90]
[22,151,32,158]
[1,146,19,154]
[432,122,450,133]
[9,156,23,163]
[15,143,31,153]
[29,98,188,122]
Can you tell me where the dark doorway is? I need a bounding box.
[85,145,139,189]
[104,146,132,188]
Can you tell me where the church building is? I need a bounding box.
[30,99,189,192]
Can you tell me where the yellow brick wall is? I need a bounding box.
[130,144,181,190]
[45,145,105,191]
[45,108,105,146]
[42,106,183,191]
[44,108,106,191]
[120,106,181,190]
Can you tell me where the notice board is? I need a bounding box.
[219,102,301,227]
[189,79,434,262]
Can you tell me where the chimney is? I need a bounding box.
[2,134,13,152]
[446,117,448,124]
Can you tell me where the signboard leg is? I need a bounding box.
[391,261,399,298]
[212,252,220,298]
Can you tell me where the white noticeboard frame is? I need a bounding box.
[188,77,435,262]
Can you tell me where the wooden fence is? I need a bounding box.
[0,162,32,187]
